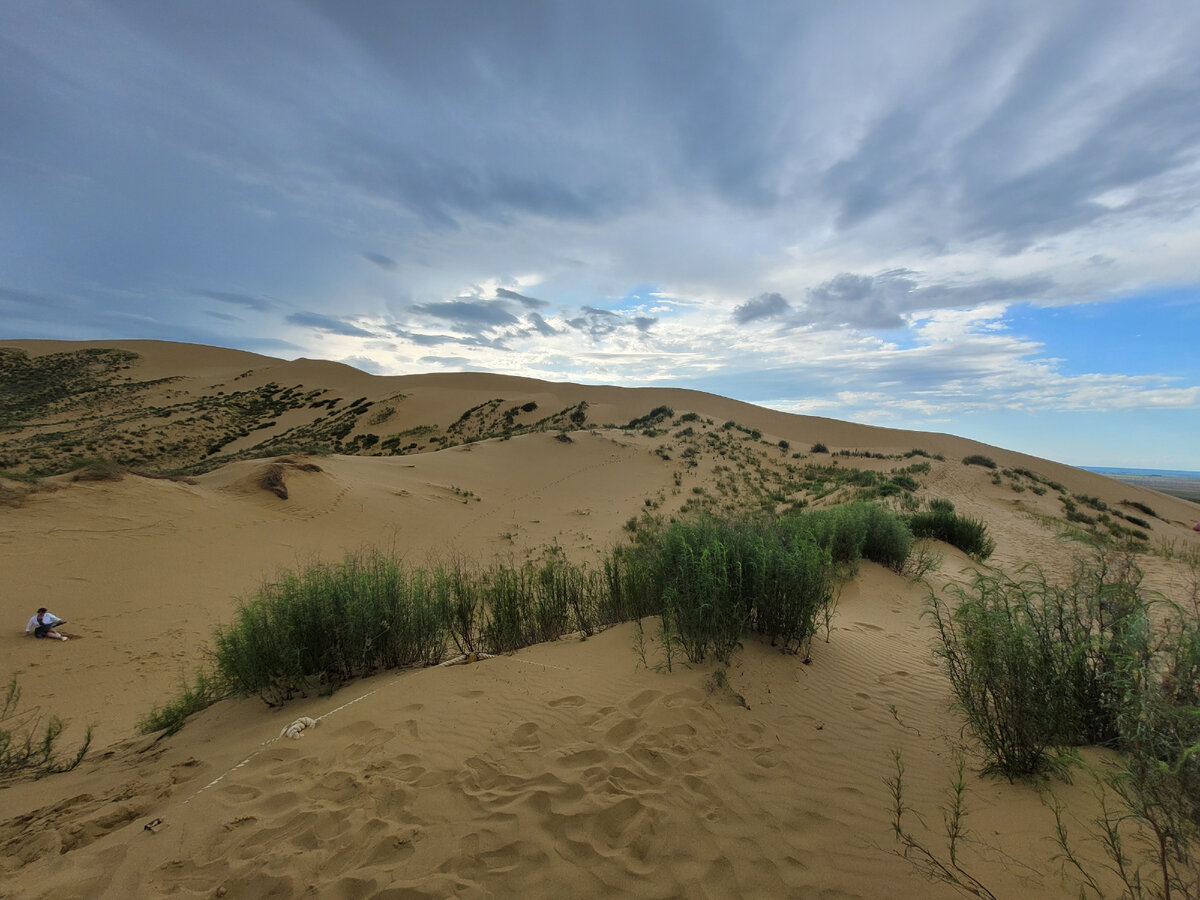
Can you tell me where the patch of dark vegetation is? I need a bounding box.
[626,406,675,429]
[0,347,141,425]
[258,464,289,499]
[151,502,917,721]
[68,457,126,482]
[907,499,995,559]
[962,454,998,469]
[1122,499,1158,519]
[916,548,1199,900]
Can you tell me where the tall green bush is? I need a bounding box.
[908,500,995,560]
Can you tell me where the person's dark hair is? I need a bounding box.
[37,607,47,614]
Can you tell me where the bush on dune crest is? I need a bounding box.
[147,502,920,725]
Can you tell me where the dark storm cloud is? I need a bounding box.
[361,252,397,270]
[527,312,558,336]
[286,311,375,337]
[409,300,520,332]
[496,288,546,309]
[566,307,620,339]
[563,306,656,339]
[733,292,791,324]
[801,272,1056,329]
[633,317,657,333]
[193,289,275,312]
[821,3,1200,250]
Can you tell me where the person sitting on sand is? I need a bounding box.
[24,608,68,641]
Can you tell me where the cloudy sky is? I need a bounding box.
[4,1,1199,469]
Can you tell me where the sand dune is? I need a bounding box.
[2,341,1199,898]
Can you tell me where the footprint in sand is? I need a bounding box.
[511,722,541,751]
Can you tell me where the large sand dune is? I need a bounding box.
[2,341,1198,898]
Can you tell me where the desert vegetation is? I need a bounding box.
[914,549,1199,898]
[0,676,92,778]
[143,502,917,719]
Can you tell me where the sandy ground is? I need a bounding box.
[2,342,1199,898]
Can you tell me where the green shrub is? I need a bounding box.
[138,669,228,736]
[214,552,450,705]
[810,442,829,453]
[788,502,912,572]
[613,514,838,662]
[1122,499,1157,519]
[907,500,995,559]
[962,455,997,469]
[926,551,1200,890]
[927,573,1087,779]
[926,553,1173,780]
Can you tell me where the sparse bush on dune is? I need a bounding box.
[138,669,229,737]
[907,499,995,560]
[1,676,92,780]
[68,456,126,482]
[962,454,998,469]
[921,549,1200,897]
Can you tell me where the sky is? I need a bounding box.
[3,1,1199,470]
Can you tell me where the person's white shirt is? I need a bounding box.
[25,611,63,633]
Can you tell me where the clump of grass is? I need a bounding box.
[962,454,997,469]
[625,406,674,429]
[137,669,229,736]
[156,501,916,724]
[1122,499,1158,519]
[921,548,1200,897]
[788,501,914,572]
[214,552,450,705]
[908,499,995,560]
[810,442,829,454]
[927,550,1196,783]
[68,456,126,482]
[1,676,93,780]
[608,515,834,662]
[611,503,913,664]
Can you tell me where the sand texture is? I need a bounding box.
[2,340,1199,898]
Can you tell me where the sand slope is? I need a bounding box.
[2,341,1199,898]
